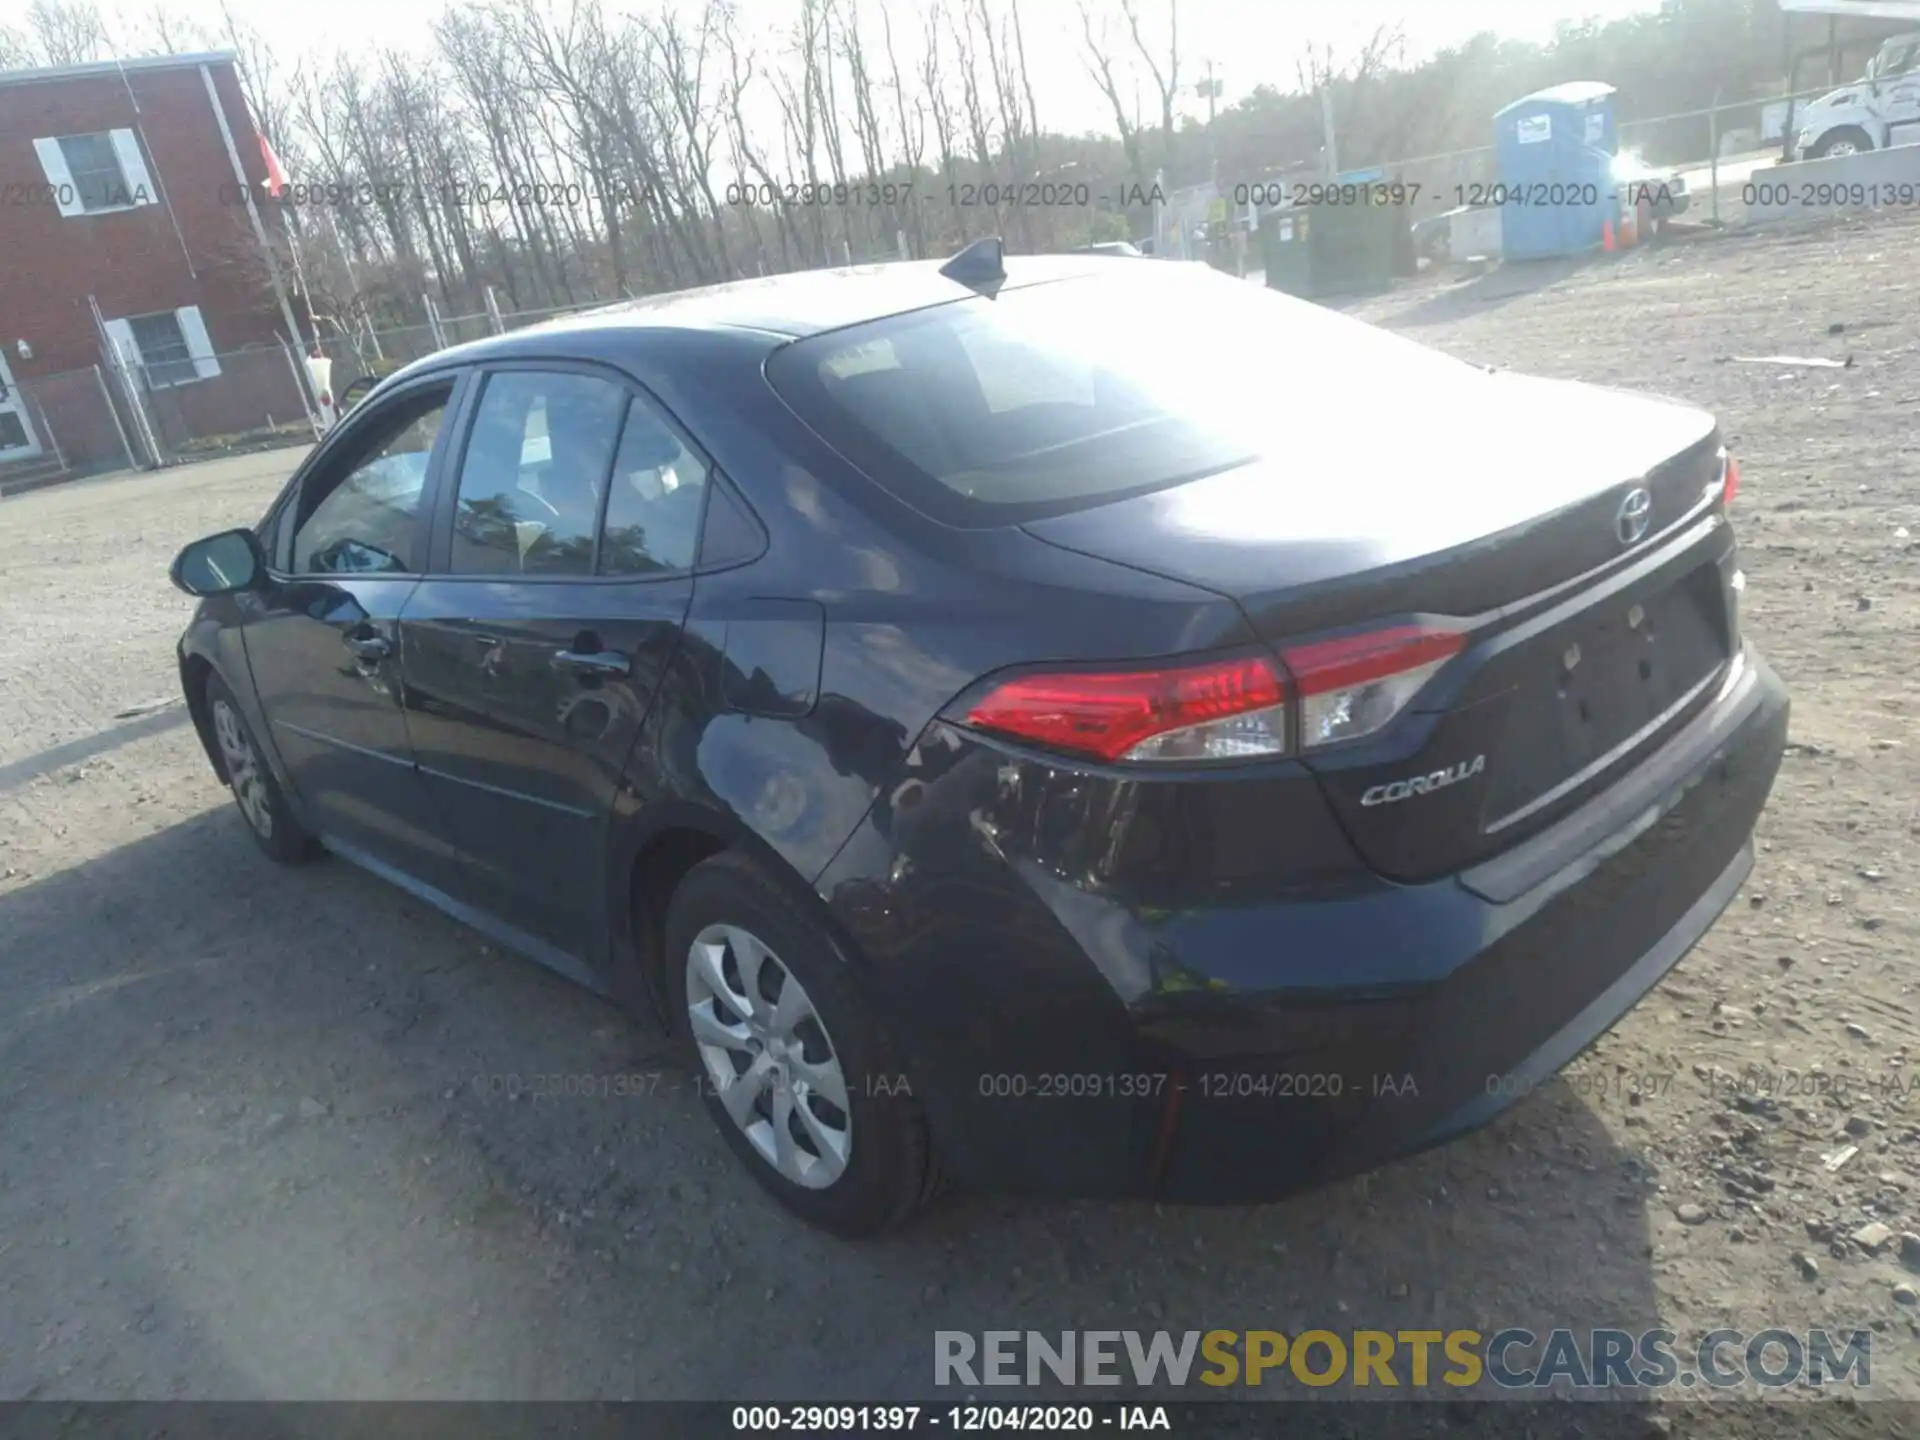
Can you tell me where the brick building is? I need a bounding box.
[0,51,309,481]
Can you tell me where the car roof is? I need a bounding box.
[376,253,1198,397]
[400,254,1122,377]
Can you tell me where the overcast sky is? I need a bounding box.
[107,0,1665,137]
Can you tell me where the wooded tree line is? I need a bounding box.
[0,0,1852,341]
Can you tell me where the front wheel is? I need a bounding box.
[664,852,933,1236]
[1810,127,1874,160]
[205,673,319,865]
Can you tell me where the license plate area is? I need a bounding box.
[1481,564,1729,827]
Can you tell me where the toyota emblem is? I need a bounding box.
[1615,486,1653,546]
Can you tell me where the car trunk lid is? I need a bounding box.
[1021,374,1737,878]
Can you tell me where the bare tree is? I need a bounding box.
[643,0,736,279]
[1118,0,1179,178]
[218,5,290,156]
[969,0,1029,244]
[719,11,804,272]
[919,0,964,249]
[1009,0,1042,170]
[839,0,892,258]
[136,5,209,54]
[1295,25,1407,170]
[24,0,110,65]
[770,0,834,263]
[1076,0,1149,189]
[880,0,929,257]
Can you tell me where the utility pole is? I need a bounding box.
[1320,83,1341,179]
[200,62,317,416]
[1198,60,1223,187]
[1196,62,1226,268]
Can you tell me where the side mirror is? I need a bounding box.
[170,528,266,597]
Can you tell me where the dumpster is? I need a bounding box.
[1259,173,1404,298]
[1492,81,1618,259]
[1309,173,1399,295]
[1260,207,1313,296]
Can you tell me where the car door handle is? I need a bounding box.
[343,632,392,662]
[552,648,630,678]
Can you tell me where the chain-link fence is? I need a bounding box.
[0,293,631,494]
[306,291,626,425]
[1,340,321,494]
[123,344,317,464]
[0,365,136,494]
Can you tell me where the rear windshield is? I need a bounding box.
[765,262,1440,526]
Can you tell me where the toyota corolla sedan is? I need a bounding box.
[171,242,1787,1236]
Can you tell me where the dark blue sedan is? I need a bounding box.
[170,242,1787,1234]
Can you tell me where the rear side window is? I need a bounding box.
[599,398,709,575]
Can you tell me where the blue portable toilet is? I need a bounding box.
[1492,82,1617,259]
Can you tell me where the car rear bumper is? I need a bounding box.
[820,644,1788,1201]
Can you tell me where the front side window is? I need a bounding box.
[291,387,451,575]
[448,371,629,576]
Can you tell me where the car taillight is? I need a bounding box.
[1281,624,1466,749]
[1721,452,1740,506]
[962,654,1289,764]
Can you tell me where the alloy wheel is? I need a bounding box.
[212,698,274,839]
[685,922,852,1189]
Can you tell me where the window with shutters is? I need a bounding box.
[32,129,157,217]
[61,133,138,210]
[126,312,198,387]
[108,306,220,388]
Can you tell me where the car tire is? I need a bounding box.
[1810,127,1873,160]
[664,851,933,1237]
[204,673,319,865]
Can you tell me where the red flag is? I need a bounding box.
[259,133,288,198]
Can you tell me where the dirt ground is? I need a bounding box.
[1,212,1917,1427]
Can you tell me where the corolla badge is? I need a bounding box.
[1360,754,1486,807]
[1615,485,1653,546]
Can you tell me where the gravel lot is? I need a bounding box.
[1,213,1917,1426]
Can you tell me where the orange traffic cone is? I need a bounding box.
[1619,205,1638,248]
[1602,218,1617,252]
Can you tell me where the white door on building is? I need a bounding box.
[0,351,44,461]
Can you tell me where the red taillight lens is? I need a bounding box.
[963,654,1289,764]
[1722,453,1740,505]
[1281,624,1466,749]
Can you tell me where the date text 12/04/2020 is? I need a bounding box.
[730,1406,1173,1433]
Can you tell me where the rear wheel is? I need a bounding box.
[664,852,932,1236]
[205,673,318,865]
[1810,127,1873,160]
